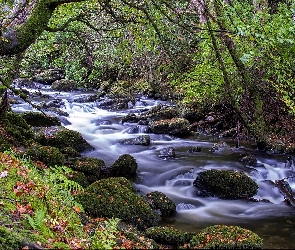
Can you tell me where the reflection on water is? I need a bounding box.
[11,85,295,249]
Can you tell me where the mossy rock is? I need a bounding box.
[72,157,105,183]
[193,170,258,199]
[142,104,179,121]
[66,170,90,188]
[146,191,176,216]
[60,146,81,158]
[2,112,34,146]
[0,226,45,250]
[190,225,263,249]
[145,226,194,246]
[75,177,160,230]
[151,118,190,135]
[36,127,94,153]
[26,144,65,167]
[51,79,79,91]
[0,135,11,152]
[110,154,138,179]
[21,112,61,127]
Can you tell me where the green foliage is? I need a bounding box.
[90,218,120,249]
[193,169,258,199]
[190,225,263,249]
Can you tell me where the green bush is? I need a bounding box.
[190,225,263,249]
[145,226,194,246]
[146,191,176,216]
[75,177,160,230]
[193,169,258,199]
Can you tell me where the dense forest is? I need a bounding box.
[1,0,295,249]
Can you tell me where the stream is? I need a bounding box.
[11,82,295,249]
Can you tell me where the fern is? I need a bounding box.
[24,209,46,231]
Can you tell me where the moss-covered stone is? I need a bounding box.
[142,104,179,121]
[36,126,94,153]
[193,169,258,199]
[66,170,90,188]
[146,191,176,216]
[74,177,160,230]
[151,118,190,135]
[60,146,81,158]
[145,226,194,246]
[2,112,34,147]
[110,154,138,179]
[71,157,104,183]
[21,112,61,127]
[51,79,79,91]
[26,143,65,167]
[190,225,263,249]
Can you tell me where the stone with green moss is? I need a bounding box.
[26,143,65,167]
[193,169,258,199]
[21,112,61,127]
[2,112,34,147]
[51,79,79,91]
[151,118,190,135]
[190,225,263,249]
[71,157,105,183]
[110,154,138,179]
[66,170,90,188]
[146,191,176,216]
[35,126,94,153]
[75,177,160,230]
[145,226,194,246]
[141,104,179,121]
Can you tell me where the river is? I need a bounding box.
[11,83,295,249]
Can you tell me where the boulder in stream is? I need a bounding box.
[22,112,61,127]
[110,154,138,179]
[119,135,151,146]
[145,191,176,217]
[193,169,258,199]
[211,141,232,154]
[159,147,176,159]
[151,118,190,135]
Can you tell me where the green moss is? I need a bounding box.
[190,225,263,249]
[37,127,93,153]
[193,169,258,199]
[151,118,190,135]
[145,226,194,246]
[110,154,138,179]
[21,112,61,127]
[2,112,34,146]
[66,170,90,188]
[75,177,160,230]
[72,157,104,183]
[146,191,176,216]
[26,143,65,167]
[0,135,11,152]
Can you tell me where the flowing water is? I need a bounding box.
[11,84,295,249]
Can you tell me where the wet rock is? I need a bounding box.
[188,146,201,153]
[110,154,138,179]
[211,141,232,154]
[126,125,151,134]
[193,169,258,199]
[74,94,102,103]
[240,155,257,166]
[119,135,151,146]
[145,191,176,216]
[121,113,140,124]
[159,147,176,159]
[151,118,190,135]
[172,180,192,187]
